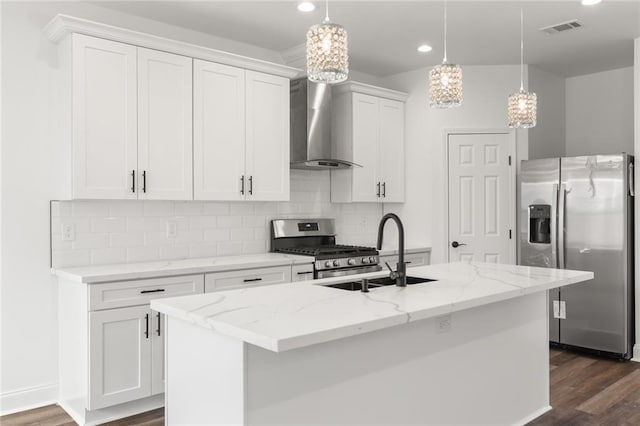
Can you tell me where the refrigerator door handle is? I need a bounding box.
[558,183,566,269]
[629,162,635,197]
[551,184,559,268]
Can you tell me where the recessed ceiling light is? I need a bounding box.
[581,0,602,5]
[417,44,433,53]
[298,2,315,12]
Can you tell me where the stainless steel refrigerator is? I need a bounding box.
[519,154,634,358]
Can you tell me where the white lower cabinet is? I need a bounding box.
[291,264,314,282]
[205,265,292,292]
[379,250,431,269]
[89,305,157,410]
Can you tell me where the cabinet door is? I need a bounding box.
[351,93,380,202]
[88,305,151,410]
[379,99,405,203]
[245,71,290,201]
[151,310,165,395]
[193,60,246,201]
[138,48,193,200]
[72,34,137,199]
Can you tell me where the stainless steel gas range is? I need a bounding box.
[270,218,381,279]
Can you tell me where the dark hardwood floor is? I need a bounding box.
[528,348,640,425]
[3,348,640,425]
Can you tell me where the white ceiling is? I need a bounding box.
[94,0,640,78]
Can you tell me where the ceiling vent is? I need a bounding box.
[540,20,583,35]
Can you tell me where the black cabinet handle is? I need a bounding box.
[131,170,136,193]
[382,182,386,198]
[240,175,245,195]
[144,313,149,339]
[156,312,161,337]
[140,289,165,294]
[376,182,381,197]
[243,277,262,283]
[297,271,313,275]
[249,176,253,195]
[142,170,147,193]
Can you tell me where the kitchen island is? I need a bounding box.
[151,262,592,425]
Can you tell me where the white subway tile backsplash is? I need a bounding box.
[91,217,127,233]
[50,171,383,268]
[217,216,242,229]
[188,242,218,258]
[217,241,242,256]
[91,247,127,265]
[204,228,230,241]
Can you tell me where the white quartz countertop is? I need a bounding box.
[52,253,313,283]
[151,262,593,352]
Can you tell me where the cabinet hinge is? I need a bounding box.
[508,155,512,166]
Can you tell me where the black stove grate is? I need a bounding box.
[277,244,377,257]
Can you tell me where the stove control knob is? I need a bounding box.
[325,261,332,268]
[333,260,340,267]
[369,256,376,264]
[362,257,370,264]
[348,258,356,266]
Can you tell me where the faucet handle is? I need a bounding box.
[384,261,394,272]
[385,262,399,280]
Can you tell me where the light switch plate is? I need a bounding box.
[559,301,567,319]
[553,301,560,319]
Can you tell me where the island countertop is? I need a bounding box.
[151,262,593,352]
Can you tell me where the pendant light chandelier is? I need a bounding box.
[508,8,537,128]
[306,0,349,84]
[429,0,463,108]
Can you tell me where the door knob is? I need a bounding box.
[451,241,467,248]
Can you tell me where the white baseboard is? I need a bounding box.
[631,344,640,362]
[513,405,552,426]
[0,383,58,416]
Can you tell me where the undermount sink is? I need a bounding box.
[324,276,437,292]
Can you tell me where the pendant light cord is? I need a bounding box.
[443,0,448,63]
[325,0,330,22]
[520,7,524,92]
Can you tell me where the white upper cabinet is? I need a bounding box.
[193,60,246,201]
[72,34,137,199]
[331,84,407,203]
[137,48,193,200]
[194,64,289,202]
[245,71,290,201]
[59,30,293,201]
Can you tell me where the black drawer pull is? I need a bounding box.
[243,278,262,283]
[140,289,166,294]
[297,271,313,275]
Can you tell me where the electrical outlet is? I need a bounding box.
[166,221,177,238]
[435,314,452,334]
[61,224,75,241]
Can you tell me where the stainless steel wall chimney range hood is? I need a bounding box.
[290,78,359,170]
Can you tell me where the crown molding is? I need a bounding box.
[333,81,409,102]
[43,14,302,79]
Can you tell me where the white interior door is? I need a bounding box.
[137,48,193,200]
[447,133,514,263]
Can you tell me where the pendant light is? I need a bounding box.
[507,8,537,128]
[429,0,463,108]
[306,0,349,84]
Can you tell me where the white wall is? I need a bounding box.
[528,66,565,160]
[381,65,528,263]
[566,67,634,157]
[0,2,382,414]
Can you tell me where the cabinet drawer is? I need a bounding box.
[205,266,292,292]
[89,275,204,311]
[291,264,314,282]
[379,251,430,269]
